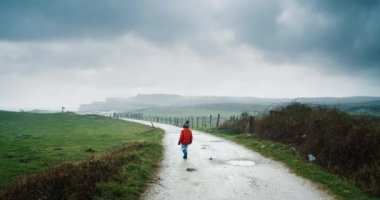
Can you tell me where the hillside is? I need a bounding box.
[0,111,163,199]
[78,94,380,116]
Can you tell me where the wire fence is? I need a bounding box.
[111,112,257,133]
[111,112,233,130]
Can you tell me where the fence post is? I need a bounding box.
[209,115,212,127]
[249,116,255,133]
[216,114,220,128]
[201,117,204,130]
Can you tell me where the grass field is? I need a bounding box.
[0,111,163,199]
[206,128,378,200]
[138,106,242,118]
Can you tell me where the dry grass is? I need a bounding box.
[221,102,380,197]
[0,143,143,199]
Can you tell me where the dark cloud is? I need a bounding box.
[0,0,196,43]
[1,0,380,110]
[303,0,380,69]
[225,0,380,72]
[1,0,379,74]
[0,0,130,40]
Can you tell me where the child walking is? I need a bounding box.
[178,120,193,159]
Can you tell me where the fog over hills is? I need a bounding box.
[78,94,380,115]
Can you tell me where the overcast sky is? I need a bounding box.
[1,0,380,111]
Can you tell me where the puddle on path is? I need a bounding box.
[225,160,256,167]
[186,168,197,172]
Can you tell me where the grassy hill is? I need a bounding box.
[78,94,380,118]
[137,103,269,116]
[0,111,163,199]
[336,100,380,116]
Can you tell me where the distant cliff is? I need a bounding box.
[78,94,282,113]
[78,94,380,115]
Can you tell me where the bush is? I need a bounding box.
[0,143,143,200]
[222,103,380,197]
[220,112,253,133]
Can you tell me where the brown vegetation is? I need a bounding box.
[0,143,144,200]
[221,103,380,197]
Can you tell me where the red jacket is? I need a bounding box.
[179,128,193,145]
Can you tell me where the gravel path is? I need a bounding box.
[124,119,333,200]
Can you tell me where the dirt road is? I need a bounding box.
[124,119,333,200]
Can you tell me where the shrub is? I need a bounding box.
[220,112,252,133]
[222,103,380,197]
[0,143,143,200]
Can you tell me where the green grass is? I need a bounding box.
[206,128,379,200]
[0,111,163,199]
[95,140,162,199]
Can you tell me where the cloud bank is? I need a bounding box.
[0,0,379,110]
